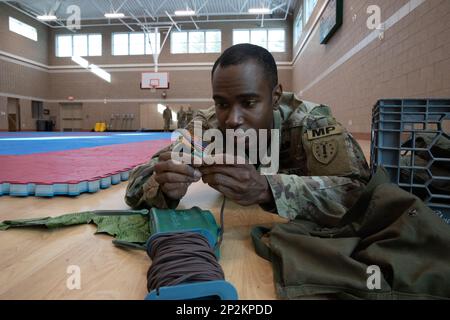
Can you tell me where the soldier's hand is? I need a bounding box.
[199,160,273,207]
[154,152,202,201]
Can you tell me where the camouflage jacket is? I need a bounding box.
[162,109,172,120]
[126,93,371,227]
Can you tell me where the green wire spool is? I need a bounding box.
[147,206,222,258]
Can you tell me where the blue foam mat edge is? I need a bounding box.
[0,171,131,197]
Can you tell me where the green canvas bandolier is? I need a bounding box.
[0,210,151,249]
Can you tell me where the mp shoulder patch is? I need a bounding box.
[307,125,342,140]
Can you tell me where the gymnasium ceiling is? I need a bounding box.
[1,0,296,29]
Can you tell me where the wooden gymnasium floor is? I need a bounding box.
[0,140,371,300]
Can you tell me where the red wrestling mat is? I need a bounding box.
[0,139,170,196]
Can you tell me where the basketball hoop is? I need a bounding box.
[150,79,159,93]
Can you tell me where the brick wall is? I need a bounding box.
[292,0,450,137]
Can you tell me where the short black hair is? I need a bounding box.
[211,43,278,90]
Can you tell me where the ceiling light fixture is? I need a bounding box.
[104,13,125,18]
[174,10,195,16]
[37,15,57,21]
[248,8,272,14]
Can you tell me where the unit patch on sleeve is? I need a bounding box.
[312,139,338,164]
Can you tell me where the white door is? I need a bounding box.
[60,103,83,132]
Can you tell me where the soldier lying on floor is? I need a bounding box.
[125,43,370,227]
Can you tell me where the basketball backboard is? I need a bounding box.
[141,72,169,89]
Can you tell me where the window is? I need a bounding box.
[56,34,102,57]
[145,33,159,54]
[189,31,205,53]
[233,30,249,44]
[9,17,37,41]
[73,34,88,56]
[56,35,72,57]
[233,29,285,52]
[293,9,303,45]
[205,31,221,53]
[170,30,221,54]
[112,33,128,56]
[251,29,267,48]
[130,33,145,55]
[268,29,285,52]
[88,34,102,56]
[171,32,187,54]
[305,0,318,23]
[112,32,160,56]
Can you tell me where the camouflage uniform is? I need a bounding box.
[177,109,186,129]
[162,108,172,131]
[126,93,370,227]
[185,108,194,124]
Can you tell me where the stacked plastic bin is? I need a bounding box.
[371,99,450,224]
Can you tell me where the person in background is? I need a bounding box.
[177,106,186,129]
[162,105,172,132]
[185,106,194,125]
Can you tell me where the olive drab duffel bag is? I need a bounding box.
[252,168,450,300]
